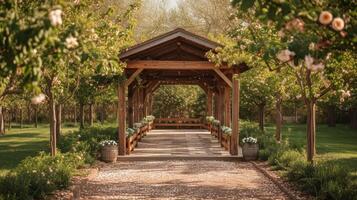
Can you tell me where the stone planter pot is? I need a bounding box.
[101,145,118,163]
[242,143,259,161]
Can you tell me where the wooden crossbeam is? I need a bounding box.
[126,60,228,70]
[213,68,232,88]
[125,68,143,87]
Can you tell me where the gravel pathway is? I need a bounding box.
[80,161,289,200]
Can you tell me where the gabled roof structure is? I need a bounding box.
[120,28,221,61]
[117,28,245,156]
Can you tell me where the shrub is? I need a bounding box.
[238,120,357,200]
[0,152,84,200]
[274,149,307,170]
[240,120,262,139]
[58,126,117,163]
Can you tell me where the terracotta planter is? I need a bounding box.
[101,145,118,163]
[242,143,259,161]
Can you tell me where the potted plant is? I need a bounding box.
[100,140,118,163]
[242,137,258,161]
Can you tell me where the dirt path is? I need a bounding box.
[80,160,289,200]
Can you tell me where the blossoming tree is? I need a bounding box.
[231,0,356,162]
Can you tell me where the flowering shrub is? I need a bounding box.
[242,137,257,144]
[133,122,143,129]
[144,115,155,122]
[212,119,220,126]
[99,140,117,146]
[0,152,84,199]
[221,126,232,135]
[126,128,135,137]
[206,116,215,123]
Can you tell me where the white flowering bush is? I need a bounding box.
[221,126,232,135]
[212,119,220,126]
[242,137,258,144]
[206,116,215,123]
[99,140,117,146]
[133,122,143,129]
[126,128,135,137]
[144,115,155,122]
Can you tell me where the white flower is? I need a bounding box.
[277,49,295,62]
[242,137,257,144]
[341,90,351,98]
[49,9,62,26]
[319,11,333,25]
[309,43,316,51]
[32,170,37,173]
[31,94,46,104]
[312,63,324,71]
[285,18,304,32]
[304,55,314,70]
[65,36,79,49]
[100,140,117,146]
[331,17,345,31]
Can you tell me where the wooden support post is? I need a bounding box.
[230,74,239,155]
[214,92,219,120]
[128,87,134,128]
[133,87,139,123]
[224,86,231,127]
[207,89,213,116]
[118,82,126,156]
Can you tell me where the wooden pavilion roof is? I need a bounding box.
[120,28,249,90]
[120,28,222,61]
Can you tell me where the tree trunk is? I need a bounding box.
[275,93,282,141]
[89,103,94,126]
[0,106,5,135]
[350,107,357,129]
[27,104,32,124]
[79,103,85,129]
[74,104,77,126]
[294,102,298,123]
[8,108,11,130]
[20,108,23,128]
[34,105,38,128]
[306,100,316,163]
[327,105,336,127]
[258,104,265,132]
[55,104,62,142]
[100,103,105,124]
[49,95,57,156]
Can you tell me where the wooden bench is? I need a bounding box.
[154,118,204,129]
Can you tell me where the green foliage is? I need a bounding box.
[152,85,205,118]
[245,120,357,199]
[0,0,60,95]
[58,126,117,164]
[286,160,357,200]
[0,152,84,200]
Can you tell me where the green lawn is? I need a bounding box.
[0,124,78,176]
[1,123,356,176]
[266,123,357,171]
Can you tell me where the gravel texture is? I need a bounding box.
[80,160,289,200]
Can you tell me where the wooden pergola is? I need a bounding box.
[118,28,248,156]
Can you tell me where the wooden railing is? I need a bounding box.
[154,118,204,129]
[208,123,230,151]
